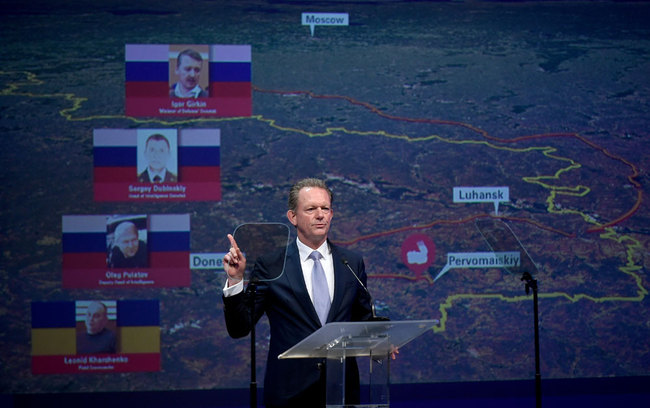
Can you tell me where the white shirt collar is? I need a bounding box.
[173,83,202,98]
[296,237,330,262]
[148,168,167,182]
[296,237,334,302]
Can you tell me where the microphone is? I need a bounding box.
[342,259,389,321]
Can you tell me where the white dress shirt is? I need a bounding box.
[146,168,168,183]
[173,82,204,98]
[297,238,334,303]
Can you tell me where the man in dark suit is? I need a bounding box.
[222,178,373,407]
[137,133,178,183]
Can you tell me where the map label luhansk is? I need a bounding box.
[453,186,510,215]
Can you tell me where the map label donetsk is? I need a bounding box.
[302,12,349,36]
[190,253,226,270]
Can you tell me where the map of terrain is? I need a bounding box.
[1,0,649,394]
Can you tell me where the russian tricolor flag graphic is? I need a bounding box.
[32,300,161,374]
[62,214,191,288]
[125,44,251,117]
[93,128,220,202]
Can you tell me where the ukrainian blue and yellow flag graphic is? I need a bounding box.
[32,300,160,374]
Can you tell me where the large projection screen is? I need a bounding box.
[1,0,649,395]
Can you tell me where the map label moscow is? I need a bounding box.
[302,12,349,36]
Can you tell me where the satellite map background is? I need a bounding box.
[1,0,649,395]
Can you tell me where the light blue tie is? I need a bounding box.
[309,251,331,326]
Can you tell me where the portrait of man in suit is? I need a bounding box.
[137,133,178,183]
[169,48,209,99]
[222,178,375,408]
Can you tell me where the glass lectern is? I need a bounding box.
[278,320,439,408]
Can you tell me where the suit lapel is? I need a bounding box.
[328,243,349,323]
[285,242,322,326]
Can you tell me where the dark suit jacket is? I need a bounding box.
[107,241,148,268]
[137,169,177,183]
[223,239,373,407]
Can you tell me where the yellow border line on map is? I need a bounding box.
[2,70,645,335]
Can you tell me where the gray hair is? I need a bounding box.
[114,221,138,240]
[287,178,333,212]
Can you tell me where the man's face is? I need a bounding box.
[144,139,170,173]
[116,227,139,258]
[175,54,202,92]
[85,303,108,335]
[287,187,333,249]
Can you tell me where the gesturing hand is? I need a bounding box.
[223,234,246,286]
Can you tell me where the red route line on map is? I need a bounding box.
[253,86,642,234]
[333,214,575,247]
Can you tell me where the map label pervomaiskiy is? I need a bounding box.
[434,251,520,282]
[302,12,349,36]
[453,186,510,215]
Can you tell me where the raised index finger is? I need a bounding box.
[227,234,240,253]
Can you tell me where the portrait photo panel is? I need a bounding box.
[125,44,251,117]
[93,128,220,202]
[62,214,191,288]
[31,299,160,374]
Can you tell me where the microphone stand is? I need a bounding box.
[230,222,291,408]
[522,271,542,408]
[475,219,543,407]
[342,259,389,322]
[248,279,258,408]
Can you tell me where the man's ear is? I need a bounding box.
[286,210,297,226]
